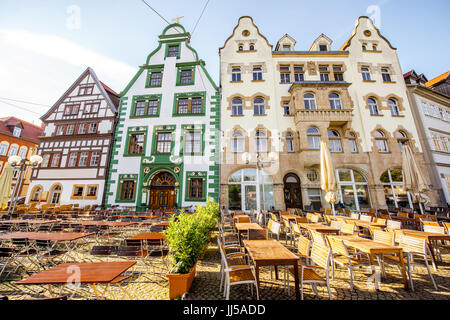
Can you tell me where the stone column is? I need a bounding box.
[273,183,285,210]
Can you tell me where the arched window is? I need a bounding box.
[380,169,411,209]
[18,146,28,159]
[231,98,243,116]
[231,67,241,82]
[372,44,378,51]
[304,93,317,110]
[253,98,265,115]
[362,44,367,51]
[348,132,358,153]
[255,130,268,152]
[381,68,391,82]
[49,185,62,204]
[0,142,9,156]
[329,93,342,110]
[328,130,342,152]
[368,98,379,115]
[228,168,274,211]
[389,99,400,116]
[249,44,255,51]
[238,44,244,51]
[307,127,320,150]
[337,168,370,210]
[8,144,18,156]
[31,186,42,202]
[375,130,389,152]
[286,133,294,153]
[396,131,408,151]
[232,131,244,153]
[253,67,263,81]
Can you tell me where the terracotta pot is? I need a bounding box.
[166,262,197,300]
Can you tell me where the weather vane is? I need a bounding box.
[172,16,184,24]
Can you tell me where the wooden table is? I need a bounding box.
[1,219,58,225]
[298,223,340,234]
[281,215,301,223]
[75,221,137,227]
[0,231,94,242]
[330,235,409,290]
[243,239,300,300]
[17,261,136,299]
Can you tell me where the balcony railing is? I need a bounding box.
[294,108,353,123]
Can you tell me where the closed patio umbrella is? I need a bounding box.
[0,163,14,210]
[320,141,338,215]
[401,144,428,214]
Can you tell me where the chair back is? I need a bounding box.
[310,214,321,223]
[372,229,395,245]
[117,246,146,258]
[330,220,343,231]
[340,223,355,235]
[380,213,391,220]
[125,239,144,247]
[270,213,279,222]
[423,225,445,234]
[386,220,402,230]
[292,223,302,236]
[236,215,250,224]
[267,219,274,232]
[350,213,360,220]
[443,222,450,234]
[50,224,63,232]
[374,218,387,226]
[327,236,350,257]
[90,245,116,256]
[248,229,268,240]
[310,242,331,270]
[270,221,281,239]
[360,215,372,222]
[425,215,437,222]
[421,220,439,227]
[297,236,311,258]
[398,212,408,218]
[399,235,427,255]
[310,230,328,248]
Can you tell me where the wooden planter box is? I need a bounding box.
[166,262,197,300]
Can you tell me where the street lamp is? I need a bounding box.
[7,154,43,215]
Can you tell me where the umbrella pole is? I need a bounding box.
[418,201,424,215]
[331,203,336,216]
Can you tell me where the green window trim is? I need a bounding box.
[124,126,148,157]
[165,42,181,59]
[151,125,176,155]
[130,94,162,118]
[176,65,196,86]
[172,91,206,117]
[145,65,164,88]
[185,171,207,202]
[116,174,138,203]
[180,124,205,156]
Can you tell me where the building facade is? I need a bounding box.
[0,117,43,198]
[405,71,450,206]
[105,24,220,211]
[27,68,119,207]
[219,16,438,212]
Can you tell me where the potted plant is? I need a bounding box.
[164,198,219,299]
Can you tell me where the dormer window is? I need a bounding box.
[13,127,22,137]
[319,44,328,51]
[362,44,367,51]
[373,44,378,51]
[249,44,255,51]
[283,44,291,51]
[238,44,244,51]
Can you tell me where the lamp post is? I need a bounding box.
[7,154,43,215]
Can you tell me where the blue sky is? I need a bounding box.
[0,0,448,125]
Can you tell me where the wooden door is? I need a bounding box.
[149,187,176,210]
[284,174,302,209]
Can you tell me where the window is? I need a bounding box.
[177,98,189,114]
[184,131,202,154]
[121,181,135,201]
[56,126,64,136]
[333,66,344,81]
[304,93,317,110]
[128,134,145,155]
[41,154,50,168]
[156,132,172,154]
[84,103,100,113]
[72,186,84,197]
[381,169,410,209]
[231,98,243,116]
[231,68,241,82]
[87,185,98,197]
[249,44,255,51]
[238,44,244,51]
[18,146,27,159]
[66,125,75,135]
[307,127,320,150]
[179,69,193,84]
[90,151,100,166]
[50,186,62,204]
[51,153,61,167]
[375,130,389,153]
[253,98,265,115]
[149,72,162,87]
[368,98,379,115]
[88,123,98,134]
[13,127,22,137]
[189,178,204,199]
[283,102,291,115]
[8,145,18,156]
[255,130,268,153]
[283,45,291,51]
[329,93,342,110]
[280,66,291,83]
[78,152,89,167]
[133,98,160,117]
[337,169,370,210]
[348,133,358,153]
[294,66,304,82]
[253,67,263,81]
[78,86,94,96]
[191,98,202,114]
[328,130,343,152]
[389,99,400,116]
[361,67,371,81]
[167,45,179,57]
[373,44,378,51]
[232,131,244,153]
[319,44,328,51]
[0,142,9,156]
[362,44,367,51]
[78,124,86,135]
[381,69,392,82]
[319,67,329,81]
[286,133,294,153]
[147,100,158,116]
[175,96,203,115]
[396,131,408,152]
[31,187,42,201]
[307,170,318,182]
[68,153,78,167]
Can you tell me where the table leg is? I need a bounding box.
[368,254,379,291]
[293,262,300,300]
[427,242,438,271]
[255,263,260,299]
[397,251,409,290]
[274,266,279,280]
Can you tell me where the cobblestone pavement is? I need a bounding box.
[1,233,449,300]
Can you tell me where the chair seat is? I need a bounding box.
[289,267,324,281]
[384,255,408,264]
[228,268,255,283]
[228,256,246,266]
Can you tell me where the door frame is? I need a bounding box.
[283,173,302,209]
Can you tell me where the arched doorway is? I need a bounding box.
[283,173,302,209]
[148,172,177,210]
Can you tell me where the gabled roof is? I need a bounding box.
[309,33,333,51]
[426,71,450,88]
[40,67,119,121]
[275,34,297,51]
[0,117,43,144]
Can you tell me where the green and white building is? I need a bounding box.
[105,24,220,211]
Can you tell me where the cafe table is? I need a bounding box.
[243,239,301,300]
[297,223,340,234]
[330,235,409,290]
[17,261,136,299]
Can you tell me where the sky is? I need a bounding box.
[0,0,448,126]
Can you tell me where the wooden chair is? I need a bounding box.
[217,238,249,294]
[360,215,372,222]
[284,236,311,294]
[374,218,387,226]
[423,225,448,261]
[397,212,409,218]
[218,223,240,249]
[309,230,328,248]
[350,213,360,220]
[340,223,355,235]
[268,220,281,241]
[386,220,402,231]
[443,222,450,234]
[310,214,320,224]
[236,215,250,224]
[248,229,269,240]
